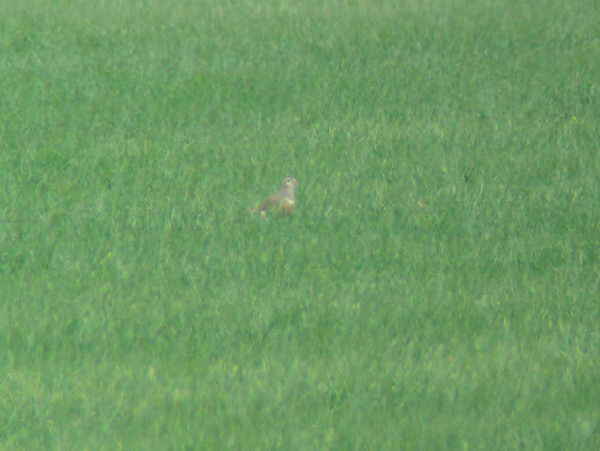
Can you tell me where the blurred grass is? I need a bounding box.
[1,0,600,449]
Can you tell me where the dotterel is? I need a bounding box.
[251,176,298,217]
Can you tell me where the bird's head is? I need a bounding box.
[282,177,298,189]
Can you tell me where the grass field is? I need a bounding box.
[1,0,600,448]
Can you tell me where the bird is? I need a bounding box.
[251,177,298,217]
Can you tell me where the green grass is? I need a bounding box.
[2,0,600,448]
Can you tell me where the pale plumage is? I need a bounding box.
[251,177,298,216]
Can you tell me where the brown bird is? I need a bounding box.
[251,177,298,217]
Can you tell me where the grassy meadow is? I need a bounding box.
[1,0,600,448]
